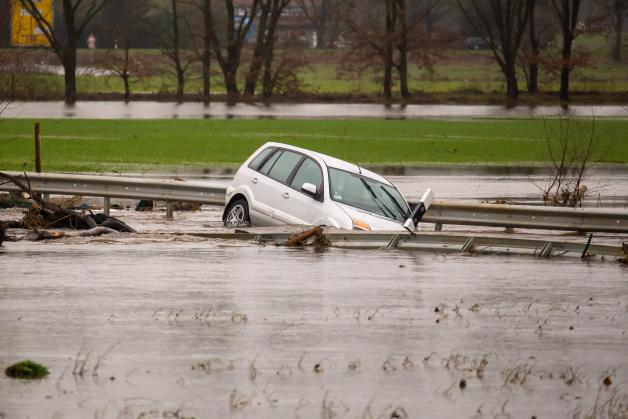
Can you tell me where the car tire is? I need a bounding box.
[223,198,251,227]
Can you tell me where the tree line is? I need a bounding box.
[8,0,628,105]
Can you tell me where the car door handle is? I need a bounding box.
[251,177,259,184]
[281,192,290,199]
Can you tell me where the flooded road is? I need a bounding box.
[2,101,628,120]
[1,205,628,419]
[389,170,628,205]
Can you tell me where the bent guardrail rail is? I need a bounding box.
[182,229,627,258]
[1,171,627,233]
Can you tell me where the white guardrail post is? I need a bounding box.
[1,171,627,233]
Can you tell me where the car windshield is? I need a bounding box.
[328,168,410,223]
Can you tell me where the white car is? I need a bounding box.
[223,142,432,231]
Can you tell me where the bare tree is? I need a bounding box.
[185,0,213,104]
[244,0,292,98]
[208,0,260,99]
[339,0,443,100]
[534,115,607,207]
[98,0,148,101]
[0,2,13,113]
[456,0,533,104]
[261,44,308,99]
[548,0,582,102]
[19,0,111,104]
[147,0,193,101]
[417,0,453,35]
[518,0,555,93]
[595,0,628,61]
[294,0,340,48]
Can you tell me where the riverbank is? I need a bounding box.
[1,118,627,172]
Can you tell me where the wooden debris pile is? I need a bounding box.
[0,172,135,244]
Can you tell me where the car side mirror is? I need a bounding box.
[301,182,318,198]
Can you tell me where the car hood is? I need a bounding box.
[335,203,408,231]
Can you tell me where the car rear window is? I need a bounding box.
[290,158,323,194]
[248,147,274,170]
[267,150,303,183]
[259,149,282,175]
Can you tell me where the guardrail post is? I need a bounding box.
[539,242,553,257]
[34,122,41,173]
[103,196,111,216]
[166,202,174,220]
[460,237,475,253]
[434,223,443,232]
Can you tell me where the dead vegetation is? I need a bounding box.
[572,375,628,419]
[0,172,135,242]
[71,342,121,379]
[502,357,536,388]
[532,115,609,207]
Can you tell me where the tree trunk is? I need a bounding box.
[176,68,185,102]
[397,0,410,99]
[555,0,580,103]
[560,36,573,102]
[383,0,394,100]
[528,62,538,94]
[202,48,211,104]
[262,4,281,100]
[122,73,130,102]
[383,55,393,99]
[612,16,623,61]
[262,41,274,99]
[224,70,239,97]
[398,59,409,99]
[316,0,328,48]
[316,25,326,49]
[123,41,131,102]
[171,0,185,102]
[244,2,270,97]
[528,0,539,94]
[202,0,212,104]
[63,48,78,105]
[505,61,519,105]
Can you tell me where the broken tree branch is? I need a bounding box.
[0,171,136,233]
[284,226,329,246]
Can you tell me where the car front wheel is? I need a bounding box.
[223,199,251,227]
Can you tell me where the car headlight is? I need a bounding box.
[352,218,371,231]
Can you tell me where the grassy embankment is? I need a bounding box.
[1,118,627,172]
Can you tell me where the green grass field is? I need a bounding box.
[1,118,627,172]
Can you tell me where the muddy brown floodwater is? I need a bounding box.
[2,101,628,120]
[1,206,628,419]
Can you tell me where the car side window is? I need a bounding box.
[248,147,274,170]
[259,150,282,175]
[290,158,323,196]
[267,150,303,183]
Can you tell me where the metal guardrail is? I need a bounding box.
[424,201,628,233]
[179,229,626,259]
[1,171,628,233]
[0,171,226,211]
